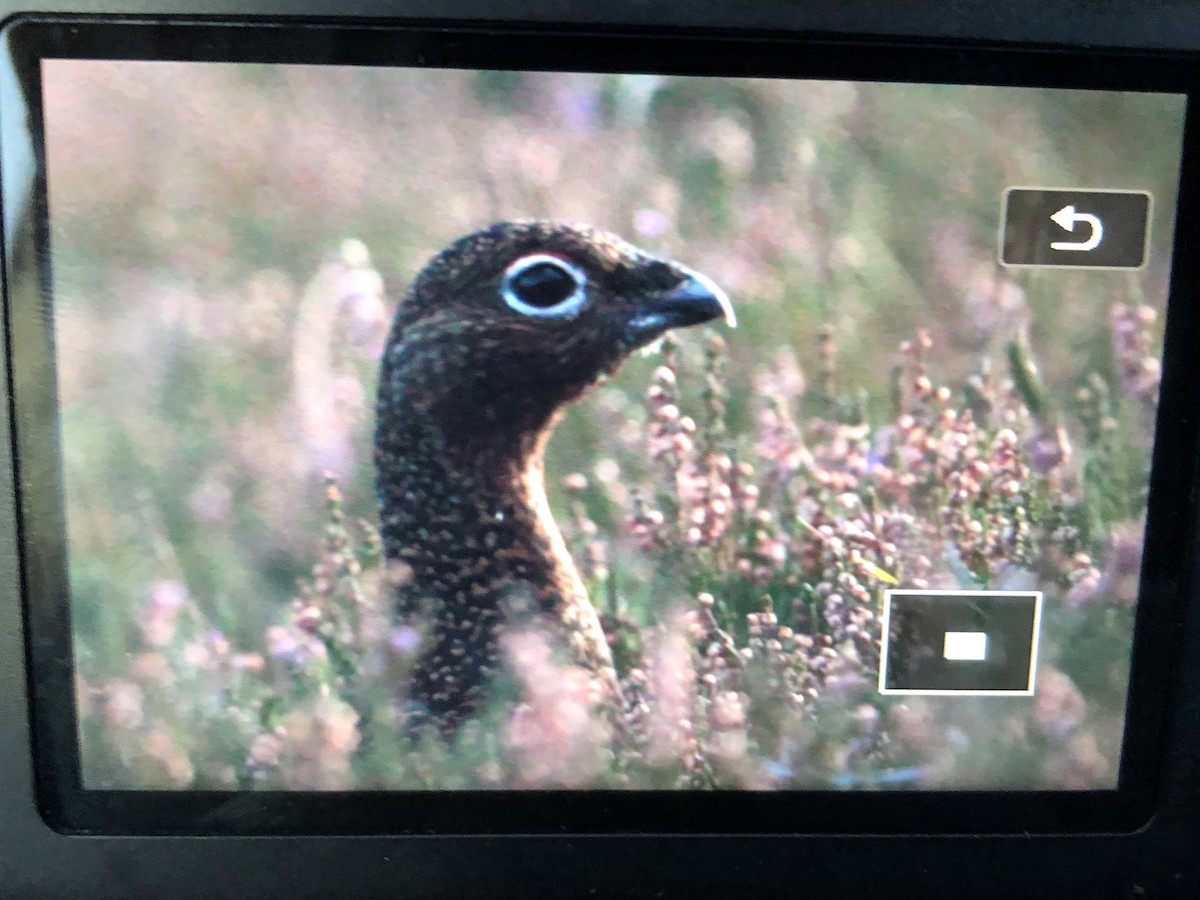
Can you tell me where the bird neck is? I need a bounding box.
[375,393,585,610]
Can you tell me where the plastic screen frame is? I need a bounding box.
[3,15,1200,840]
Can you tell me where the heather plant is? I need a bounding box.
[77,288,1157,790]
[53,66,1173,791]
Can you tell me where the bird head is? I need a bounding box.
[381,221,735,435]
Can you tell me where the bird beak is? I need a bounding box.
[631,268,737,334]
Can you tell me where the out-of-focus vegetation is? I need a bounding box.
[43,61,1183,789]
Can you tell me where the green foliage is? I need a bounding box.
[49,64,1174,790]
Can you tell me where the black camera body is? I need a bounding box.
[2,2,1200,898]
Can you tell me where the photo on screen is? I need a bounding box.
[40,61,1185,790]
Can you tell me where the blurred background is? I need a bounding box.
[42,61,1184,788]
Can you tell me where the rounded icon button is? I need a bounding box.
[878,590,1043,696]
[1000,187,1151,270]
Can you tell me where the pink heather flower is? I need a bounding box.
[265,625,299,658]
[390,625,421,656]
[562,472,589,493]
[182,641,213,671]
[204,629,230,657]
[265,624,327,667]
[1033,668,1087,740]
[1026,425,1072,474]
[644,621,698,768]
[633,208,670,239]
[128,652,172,685]
[1104,521,1145,606]
[149,579,188,613]
[1041,731,1110,789]
[231,653,266,673]
[1111,303,1161,404]
[553,80,602,132]
[141,579,188,648]
[277,691,361,790]
[143,729,195,788]
[102,680,145,731]
[293,604,322,632]
[710,690,747,730]
[707,690,750,765]
[501,630,611,788]
[188,477,233,524]
[246,729,287,776]
[335,241,388,352]
[1065,561,1103,608]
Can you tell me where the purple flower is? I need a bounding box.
[390,625,421,656]
[633,209,670,239]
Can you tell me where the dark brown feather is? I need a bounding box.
[374,220,732,736]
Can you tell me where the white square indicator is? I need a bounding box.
[943,631,988,661]
[879,590,1041,695]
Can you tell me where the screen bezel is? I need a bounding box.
[5,16,1200,837]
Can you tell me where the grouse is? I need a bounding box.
[374,221,735,736]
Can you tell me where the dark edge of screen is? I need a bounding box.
[2,16,1196,836]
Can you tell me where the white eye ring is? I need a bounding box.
[501,254,588,319]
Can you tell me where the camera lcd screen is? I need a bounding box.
[24,43,1187,802]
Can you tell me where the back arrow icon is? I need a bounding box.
[1049,205,1103,251]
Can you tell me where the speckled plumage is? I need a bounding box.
[375,221,733,735]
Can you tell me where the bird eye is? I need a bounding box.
[501,254,587,318]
